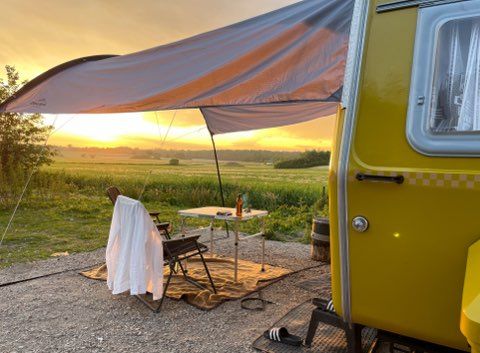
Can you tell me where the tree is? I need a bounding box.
[0,65,54,179]
[274,150,331,169]
[169,158,180,166]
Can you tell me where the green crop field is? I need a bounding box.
[0,151,329,269]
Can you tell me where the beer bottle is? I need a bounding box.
[236,193,243,217]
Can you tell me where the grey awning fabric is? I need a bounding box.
[201,101,338,135]
[0,0,353,134]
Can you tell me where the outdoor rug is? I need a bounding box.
[253,300,376,353]
[81,256,291,310]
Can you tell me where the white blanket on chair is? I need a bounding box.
[106,195,164,300]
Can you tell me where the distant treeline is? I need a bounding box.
[135,149,302,163]
[54,146,323,164]
[274,150,331,169]
[56,146,136,155]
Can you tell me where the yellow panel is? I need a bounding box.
[329,107,345,317]
[461,239,480,353]
[330,1,480,350]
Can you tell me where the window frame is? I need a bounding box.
[406,0,480,157]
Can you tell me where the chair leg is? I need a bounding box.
[154,269,173,313]
[135,264,174,313]
[177,258,189,279]
[164,228,171,240]
[345,324,363,353]
[174,256,210,292]
[305,309,321,347]
[197,246,217,294]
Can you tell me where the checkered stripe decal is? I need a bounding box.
[349,170,480,189]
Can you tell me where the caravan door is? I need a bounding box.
[335,1,480,350]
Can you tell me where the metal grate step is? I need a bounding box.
[253,301,377,353]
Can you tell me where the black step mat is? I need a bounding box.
[253,301,377,353]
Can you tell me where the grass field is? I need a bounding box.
[0,151,329,269]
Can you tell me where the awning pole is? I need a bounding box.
[210,132,230,237]
[210,133,225,206]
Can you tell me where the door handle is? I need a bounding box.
[355,173,404,184]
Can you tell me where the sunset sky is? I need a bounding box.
[1,0,336,151]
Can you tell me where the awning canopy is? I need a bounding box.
[0,0,353,135]
[201,101,338,135]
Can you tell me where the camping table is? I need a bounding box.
[178,206,268,282]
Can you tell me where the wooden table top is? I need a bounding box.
[178,206,268,221]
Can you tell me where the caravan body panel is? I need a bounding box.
[331,1,480,350]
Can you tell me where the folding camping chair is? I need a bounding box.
[106,190,214,312]
[106,186,172,238]
[136,233,217,313]
[106,186,209,252]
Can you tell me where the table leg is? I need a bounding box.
[261,217,266,272]
[234,220,239,283]
[209,220,214,257]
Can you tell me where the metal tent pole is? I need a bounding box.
[210,132,226,207]
[210,132,230,237]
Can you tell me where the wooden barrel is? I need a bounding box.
[311,217,330,263]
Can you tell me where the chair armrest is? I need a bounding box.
[312,298,329,308]
[156,222,171,230]
[163,234,201,244]
[149,211,161,217]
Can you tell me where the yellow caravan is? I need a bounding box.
[2,0,480,351]
[330,0,480,352]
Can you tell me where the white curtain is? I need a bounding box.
[431,22,465,131]
[457,23,480,131]
[431,20,480,133]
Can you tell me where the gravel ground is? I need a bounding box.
[0,234,330,353]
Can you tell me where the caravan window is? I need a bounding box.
[430,18,480,133]
[407,1,480,156]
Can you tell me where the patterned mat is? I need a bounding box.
[80,256,291,310]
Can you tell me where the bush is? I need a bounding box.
[274,150,330,169]
[169,158,179,166]
[224,162,244,167]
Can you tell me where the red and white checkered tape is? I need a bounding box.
[349,169,480,189]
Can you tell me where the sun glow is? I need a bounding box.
[46,113,154,146]
[44,111,335,151]
[46,112,205,148]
